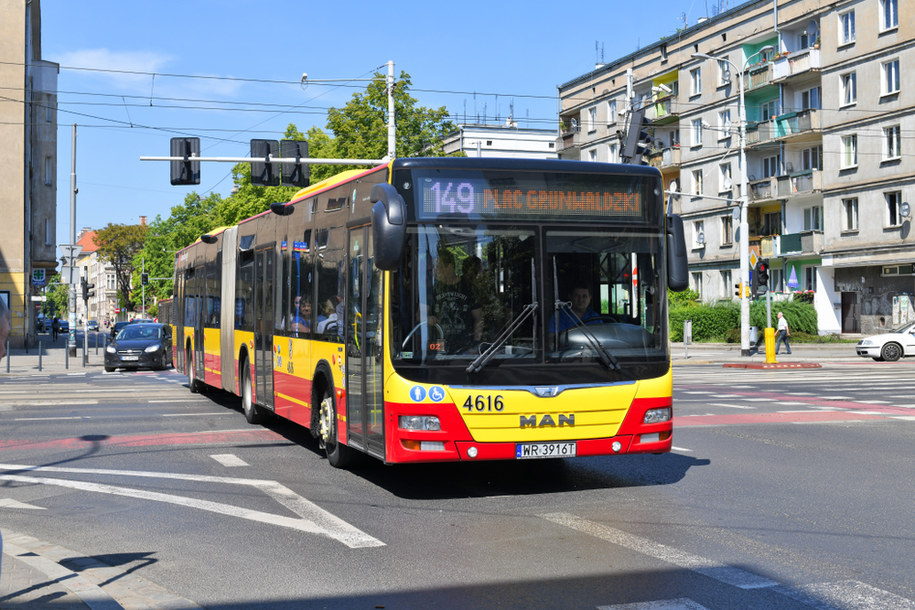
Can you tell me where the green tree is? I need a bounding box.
[94,223,149,314]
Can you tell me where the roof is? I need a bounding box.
[75,230,98,254]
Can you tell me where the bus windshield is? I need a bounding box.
[390,222,668,384]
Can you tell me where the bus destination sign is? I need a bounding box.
[417,173,650,221]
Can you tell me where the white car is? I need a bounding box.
[856,321,915,361]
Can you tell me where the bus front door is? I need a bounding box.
[346,225,385,459]
[253,246,275,409]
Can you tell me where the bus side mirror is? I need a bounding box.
[667,214,689,292]
[371,183,407,271]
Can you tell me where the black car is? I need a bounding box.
[105,323,173,372]
[110,320,130,339]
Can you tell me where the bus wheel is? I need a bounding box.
[318,388,351,468]
[187,348,200,393]
[240,361,264,424]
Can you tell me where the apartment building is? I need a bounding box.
[0,0,59,347]
[442,122,558,158]
[74,228,119,326]
[557,0,909,335]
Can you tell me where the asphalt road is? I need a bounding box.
[1,363,913,609]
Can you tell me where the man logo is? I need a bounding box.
[520,414,575,428]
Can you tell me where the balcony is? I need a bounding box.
[648,145,681,169]
[759,235,779,258]
[748,177,777,202]
[772,48,821,81]
[649,96,680,125]
[559,124,581,155]
[777,170,822,197]
[775,109,821,141]
[746,120,774,146]
[780,230,823,255]
[744,62,774,91]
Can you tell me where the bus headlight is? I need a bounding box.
[399,415,441,431]
[643,407,672,424]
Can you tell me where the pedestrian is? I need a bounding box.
[51,316,59,341]
[775,311,792,355]
[0,297,11,363]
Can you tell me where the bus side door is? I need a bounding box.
[345,224,385,458]
[254,245,275,409]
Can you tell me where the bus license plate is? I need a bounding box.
[516,442,576,459]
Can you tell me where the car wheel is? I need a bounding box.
[319,386,351,469]
[105,366,115,372]
[881,342,902,362]
[240,361,264,424]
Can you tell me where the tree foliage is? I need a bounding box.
[94,223,149,311]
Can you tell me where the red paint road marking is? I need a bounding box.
[0,429,284,453]
[675,410,886,427]
[684,388,915,416]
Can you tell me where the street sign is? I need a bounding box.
[32,269,46,286]
[749,251,759,270]
[30,295,47,302]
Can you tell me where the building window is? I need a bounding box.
[721,215,733,246]
[44,156,53,186]
[803,206,823,231]
[691,118,703,146]
[692,220,705,248]
[692,169,704,196]
[719,162,732,192]
[801,87,821,110]
[841,72,857,106]
[692,272,703,298]
[840,10,855,44]
[607,100,617,124]
[881,0,898,31]
[608,143,618,163]
[882,59,900,95]
[886,191,903,226]
[884,125,901,160]
[720,269,732,297]
[107,274,116,290]
[587,107,597,132]
[588,149,597,162]
[841,135,858,169]
[718,109,731,139]
[802,145,822,171]
[842,198,859,231]
[760,99,778,121]
[45,218,53,246]
[763,155,780,178]
[804,267,818,291]
[690,67,702,96]
[716,58,730,87]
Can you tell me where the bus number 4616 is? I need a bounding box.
[463,395,505,412]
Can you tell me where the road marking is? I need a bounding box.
[541,512,777,590]
[598,598,709,609]
[773,580,915,609]
[672,446,692,453]
[0,463,383,549]
[211,453,248,467]
[162,412,234,417]
[709,403,755,409]
[0,497,45,510]
[8,400,98,407]
[14,416,89,421]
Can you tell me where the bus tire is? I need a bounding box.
[240,359,264,424]
[319,386,351,468]
[187,348,201,393]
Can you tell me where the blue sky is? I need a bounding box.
[42,0,710,238]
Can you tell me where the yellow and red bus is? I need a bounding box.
[172,158,689,467]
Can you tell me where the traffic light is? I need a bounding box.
[250,139,280,186]
[141,272,150,286]
[85,282,95,300]
[280,139,309,187]
[756,259,770,295]
[735,282,743,298]
[170,137,200,185]
[621,107,653,165]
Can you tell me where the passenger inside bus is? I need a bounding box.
[429,248,483,354]
[291,297,311,333]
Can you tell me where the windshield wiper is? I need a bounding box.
[466,302,538,374]
[556,301,621,372]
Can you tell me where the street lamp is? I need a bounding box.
[692,45,774,356]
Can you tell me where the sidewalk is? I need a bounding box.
[671,340,862,366]
[1,332,109,376]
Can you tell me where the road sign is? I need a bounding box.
[749,251,759,270]
[30,295,47,302]
[31,269,46,286]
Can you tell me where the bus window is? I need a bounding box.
[289,235,313,336]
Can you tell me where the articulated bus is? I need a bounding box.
[172,158,689,467]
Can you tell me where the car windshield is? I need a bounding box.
[118,326,160,341]
[890,321,915,334]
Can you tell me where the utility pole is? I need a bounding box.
[68,124,78,357]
